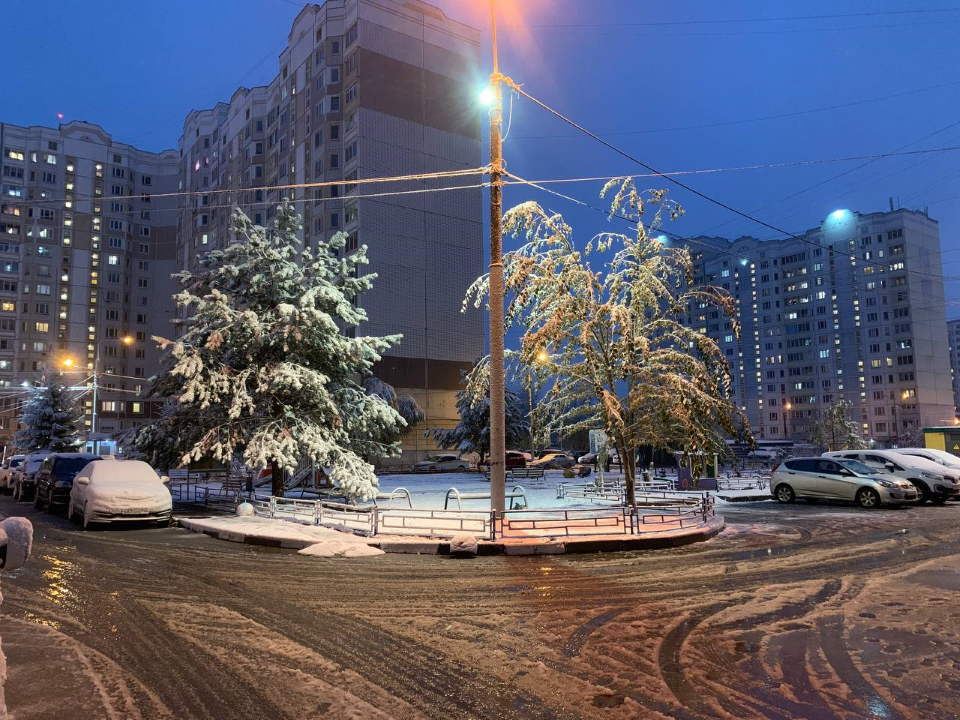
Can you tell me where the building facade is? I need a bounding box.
[948,319,960,414]
[685,208,954,446]
[177,0,484,462]
[0,121,179,453]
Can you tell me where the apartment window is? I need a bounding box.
[345,84,358,104]
[138,260,149,271]
[110,202,124,213]
[102,401,118,412]
[34,322,49,332]
[109,219,124,231]
[138,242,149,254]
[109,237,123,248]
[4,148,24,161]
[137,278,148,288]
[314,130,323,148]
[132,402,143,414]
[107,273,121,284]
[330,212,340,229]
[329,95,340,112]
[345,141,358,163]
[331,41,340,55]
[345,203,357,224]
[42,171,56,184]
[106,309,120,320]
[136,313,147,324]
[36,303,49,314]
[345,53,357,74]
[33,341,46,352]
[330,154,339,169]
[112,168,125,178]
[330,124,339,140]
[345,22,358,46]
[330,68,340,83]
[314,216,323,234]
[36,284,51,295]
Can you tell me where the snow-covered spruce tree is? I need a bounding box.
[14,371,83,453]
[809,399,867,452]
[363,376,425,428]
[428,362,530,464]
[465,180,751,506]
[132,200,406,500]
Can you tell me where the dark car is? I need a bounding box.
[34,453,104,511]
[505,451,527,469]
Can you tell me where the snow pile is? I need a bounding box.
[1,516,34,719]
[298,542,384,558]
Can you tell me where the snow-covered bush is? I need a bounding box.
[130,200,405,500]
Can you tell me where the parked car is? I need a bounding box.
[823,449,960,504]
[69,460,172,529]
[13,452,51,502]
[0,455,25,495]
[414,454,470,472]
[746,449,780,461]
[33,453,105,512]
[529,452,575,469]
[578,449,620,465]
[771,457,918,508]
[505,451,527,469]
[896,447,960,474]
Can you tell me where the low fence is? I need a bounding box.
[716,474,769,491]
[232,488,713,541]
[169,482,242,507]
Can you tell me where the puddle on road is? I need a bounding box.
[905,569,960,591]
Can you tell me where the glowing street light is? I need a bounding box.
[61,358,74,369]
[479,86,495,106]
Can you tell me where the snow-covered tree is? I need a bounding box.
[809,399,868,451]
[15,372,83,453]
[131,200,406,500]
[428,362,530,463]
[465,180,750,505]
[363,376,425,428]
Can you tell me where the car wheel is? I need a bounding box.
[914,483,929,505]
[68,500,80,524]
[82,505,93,530]
[857,488,881,509]
[457,464,466,470]
[775,484,795,503]
[429,465,437,471]
[931,495,948,506]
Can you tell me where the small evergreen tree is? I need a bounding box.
[132,200,406,500]
[15,372,83,453]
[809,399,868,451]
[428,363,530,463]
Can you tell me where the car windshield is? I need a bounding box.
[837,459,876,475]
[53,457,100,480]
[10,458,22,468]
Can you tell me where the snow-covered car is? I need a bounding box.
[0,455,25,494]
[746,449,780,461]
[578,449,620,465]
[824,449,960,504]
[12,452,51,502]
[33,453,105,511]
[529,452,575,469]
[68,460,172,529]
[895,447,960,474]
[414,454,470,471]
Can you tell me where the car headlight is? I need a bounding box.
[876,480,896,488]
[920,471,944,481]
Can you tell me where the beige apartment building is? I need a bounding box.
[178,0,485,463]
[0,121,179,453]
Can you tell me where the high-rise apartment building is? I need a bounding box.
[947,319,960,413]
[177,0,484,462]
[684,208,954,446]
[0,121,179,452]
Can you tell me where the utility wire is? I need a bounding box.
[505,80,960,282]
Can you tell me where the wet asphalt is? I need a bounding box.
[2,494,960,719]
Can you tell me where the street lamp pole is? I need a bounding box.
[782,401,791,442]
[487,0,506,513]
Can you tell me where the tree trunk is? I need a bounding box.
[270,459,283,497]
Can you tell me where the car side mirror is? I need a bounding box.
[76,477,90,486]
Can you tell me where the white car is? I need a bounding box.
[529,452,575,469]
[824,449,960,504]
[896,448,960,473]
[0,455,25,494]
[414,454,470,472]
[69,460,172,529]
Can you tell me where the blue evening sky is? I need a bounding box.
[6,1,960,314]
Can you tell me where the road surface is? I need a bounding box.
[2,495,959,719]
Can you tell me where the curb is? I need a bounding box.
[177,515,725,556]
[716,494,771,503]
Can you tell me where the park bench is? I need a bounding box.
[508,468,546,484]
[445,485,528,510]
